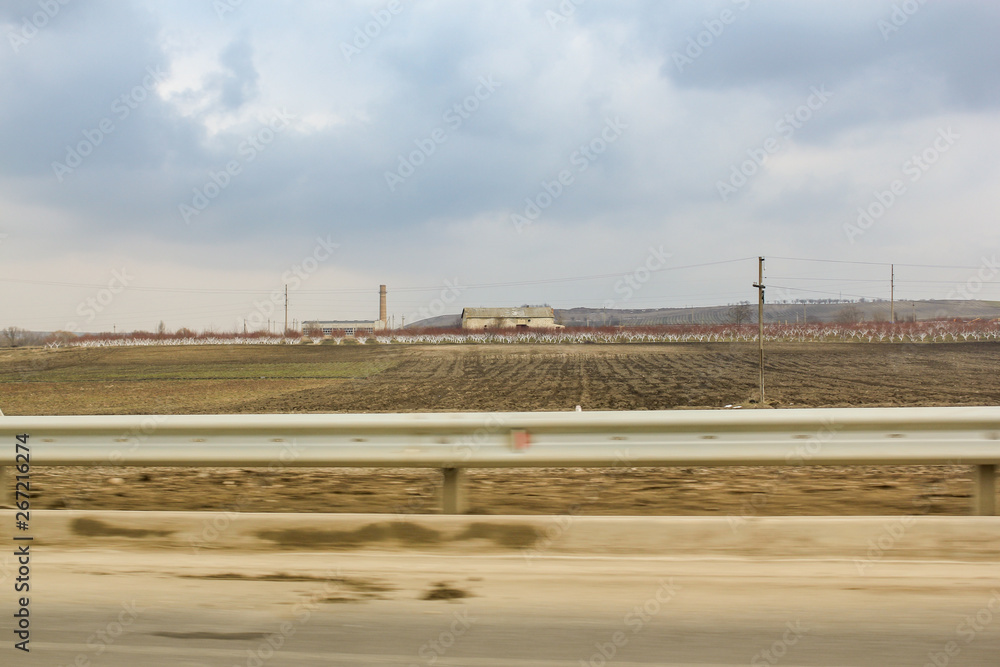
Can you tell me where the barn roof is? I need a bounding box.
[462,307,554,319]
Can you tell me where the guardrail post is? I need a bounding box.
[441,468,465,514]
[974,464,996,516]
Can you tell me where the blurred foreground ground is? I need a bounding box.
[14,547,1000,666]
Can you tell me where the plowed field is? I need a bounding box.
[2,342,998,515]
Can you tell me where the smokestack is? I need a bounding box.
[379,284,387,323]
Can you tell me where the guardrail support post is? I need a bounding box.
[442,468,465,514]
[974,464,996,516]
[0,467,9,507]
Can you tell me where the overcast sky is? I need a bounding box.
[1,0,998,332]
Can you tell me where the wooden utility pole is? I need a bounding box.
[753,257,766,404]
[284,284,288,333]
[890,264,894,324]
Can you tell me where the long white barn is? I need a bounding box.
[461,307,560,330]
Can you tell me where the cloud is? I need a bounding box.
[210,35,260,110]
[0,0,998,330]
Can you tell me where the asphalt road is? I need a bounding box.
[6,548,1000,666]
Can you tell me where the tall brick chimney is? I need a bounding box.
[379,284,387,323]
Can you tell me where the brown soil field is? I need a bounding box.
[2,342,999,515]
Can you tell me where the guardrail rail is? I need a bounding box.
[2,406,998,514]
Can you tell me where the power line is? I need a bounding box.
[895,280,1000,285]
[767,276,889,282]
[767,277,1000,286]
[0,257,756,295]
[771,256,992,270]
[771,256,892,267]
[767,284,887,301]
[395,257,757,291]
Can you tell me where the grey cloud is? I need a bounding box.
[655,1,1000,115]
[210,36,260,110]
[1,0,998,329]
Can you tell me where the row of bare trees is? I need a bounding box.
[0,325,307,348]
[0,327,46,348]
[725,302,915,325]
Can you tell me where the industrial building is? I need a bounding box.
[303,285,388,336]
[461,306,560,330]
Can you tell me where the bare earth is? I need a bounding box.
[3,341,999,515]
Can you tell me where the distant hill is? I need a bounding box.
[406,300,1000,329]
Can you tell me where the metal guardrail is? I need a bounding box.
[2,406,998,514]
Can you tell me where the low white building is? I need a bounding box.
[301,320,384,336]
